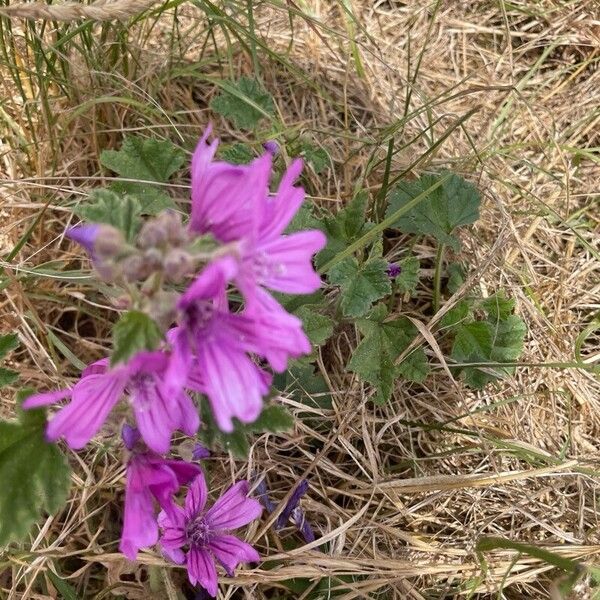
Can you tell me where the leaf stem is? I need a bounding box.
[433,243,445,313]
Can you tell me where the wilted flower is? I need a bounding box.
[263,140,279,156]
[192,443,211,461]
[159,474,262,596]
[22,352,199,454]
[120,426,201,560]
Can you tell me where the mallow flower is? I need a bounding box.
[119,425,201,560]
[22,352,199,454]
[166,256,272,432]
[188,126,326,305]
[159,473,262,596]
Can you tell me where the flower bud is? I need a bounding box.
[138,219,168,249]
[143,247,164,272]
[147,290,178,330]
[94,226,126,259]
[164,248,193,283]
[161,210,187,246]
[121,254,149,281]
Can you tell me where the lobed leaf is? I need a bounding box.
[111,311,163,366]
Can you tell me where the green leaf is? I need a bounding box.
[201,403,293,459]
[100,137,185,216]
[249,405,294,433]
[440,300,472,329]
[396,348,430,383]
[299,141,330,174]
[111,311,163,366]
[75,189,142,242]
[279,361,332,411]
[0,402,71,545]
[210,77,275,130]
[347,305,424,403]
[0,333,19,359]
[219,143,255,165]
[480,291,516,320]
[329,257,391,317]
[286,203,323,235]
[0,368,18,387]
[316,191,372,268]
[47,570,80,600]
[386,172,481,251]
[294,306,334,346]
[446,262,466,294]
[451,315,526,388]
[395,256,420,294]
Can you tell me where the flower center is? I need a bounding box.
[186,516,211,547]
[129,373,155,408]
[253,251,286,280]
[184,301,214,331]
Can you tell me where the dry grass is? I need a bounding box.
[1,0,599,598]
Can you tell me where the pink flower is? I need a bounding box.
[120,431,200,560]
[22,352,199,454]
[189,128,326,303]
[166,257,272,432]
[159,473,262,596]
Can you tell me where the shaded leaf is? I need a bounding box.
[299,141,330,174]
[329,257,391,317]
[0,398,71,545]
[480,291,516,320]
[395,256,420,294]
[0,333,19,359]
[219,143,254,165]
[0,368,18,387]
[386,173,481,251]
[211,77,275,130]
[396,348,430,383]
[111,311,163,366]
[75,189,142,242]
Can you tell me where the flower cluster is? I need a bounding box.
[23,127,325,595]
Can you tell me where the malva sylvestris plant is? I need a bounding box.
[18,126,326,595]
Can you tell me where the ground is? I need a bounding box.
[0,0,599,598]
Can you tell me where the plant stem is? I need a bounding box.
[433,243,445,313]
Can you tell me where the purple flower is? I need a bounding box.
[166,257,272,432]
[189,125,271,243]
[192,443,211,461]
[22,352,199,454]
[253,476,276,514]
[263,140,279,156]
[188,127,326,302]
[291,506,315,543]
[159,474,262,596]
[66,224,100,254]
[120,442,200,560]
[276,479,309,529]
[386,262,402,278]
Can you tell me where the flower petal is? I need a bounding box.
[185,472,208,518]
[178,256,238,309]
[21,388,72,409]
[66,224,100,255]
[199,342,264,433]
[255,230,326,294]
[206,481,263,530]
[209,535,260,576]
[46,372,125,449]
[187,547,218,596]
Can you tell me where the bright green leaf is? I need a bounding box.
[0,404,71,545]
[0,333,19,359]
[386,172,481,251]
[294,306,334,346]
[111,311,163,366]
[395,256,420,294]
[329,257,391,317]
[211,77,275,130]
[75,189,142,242]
